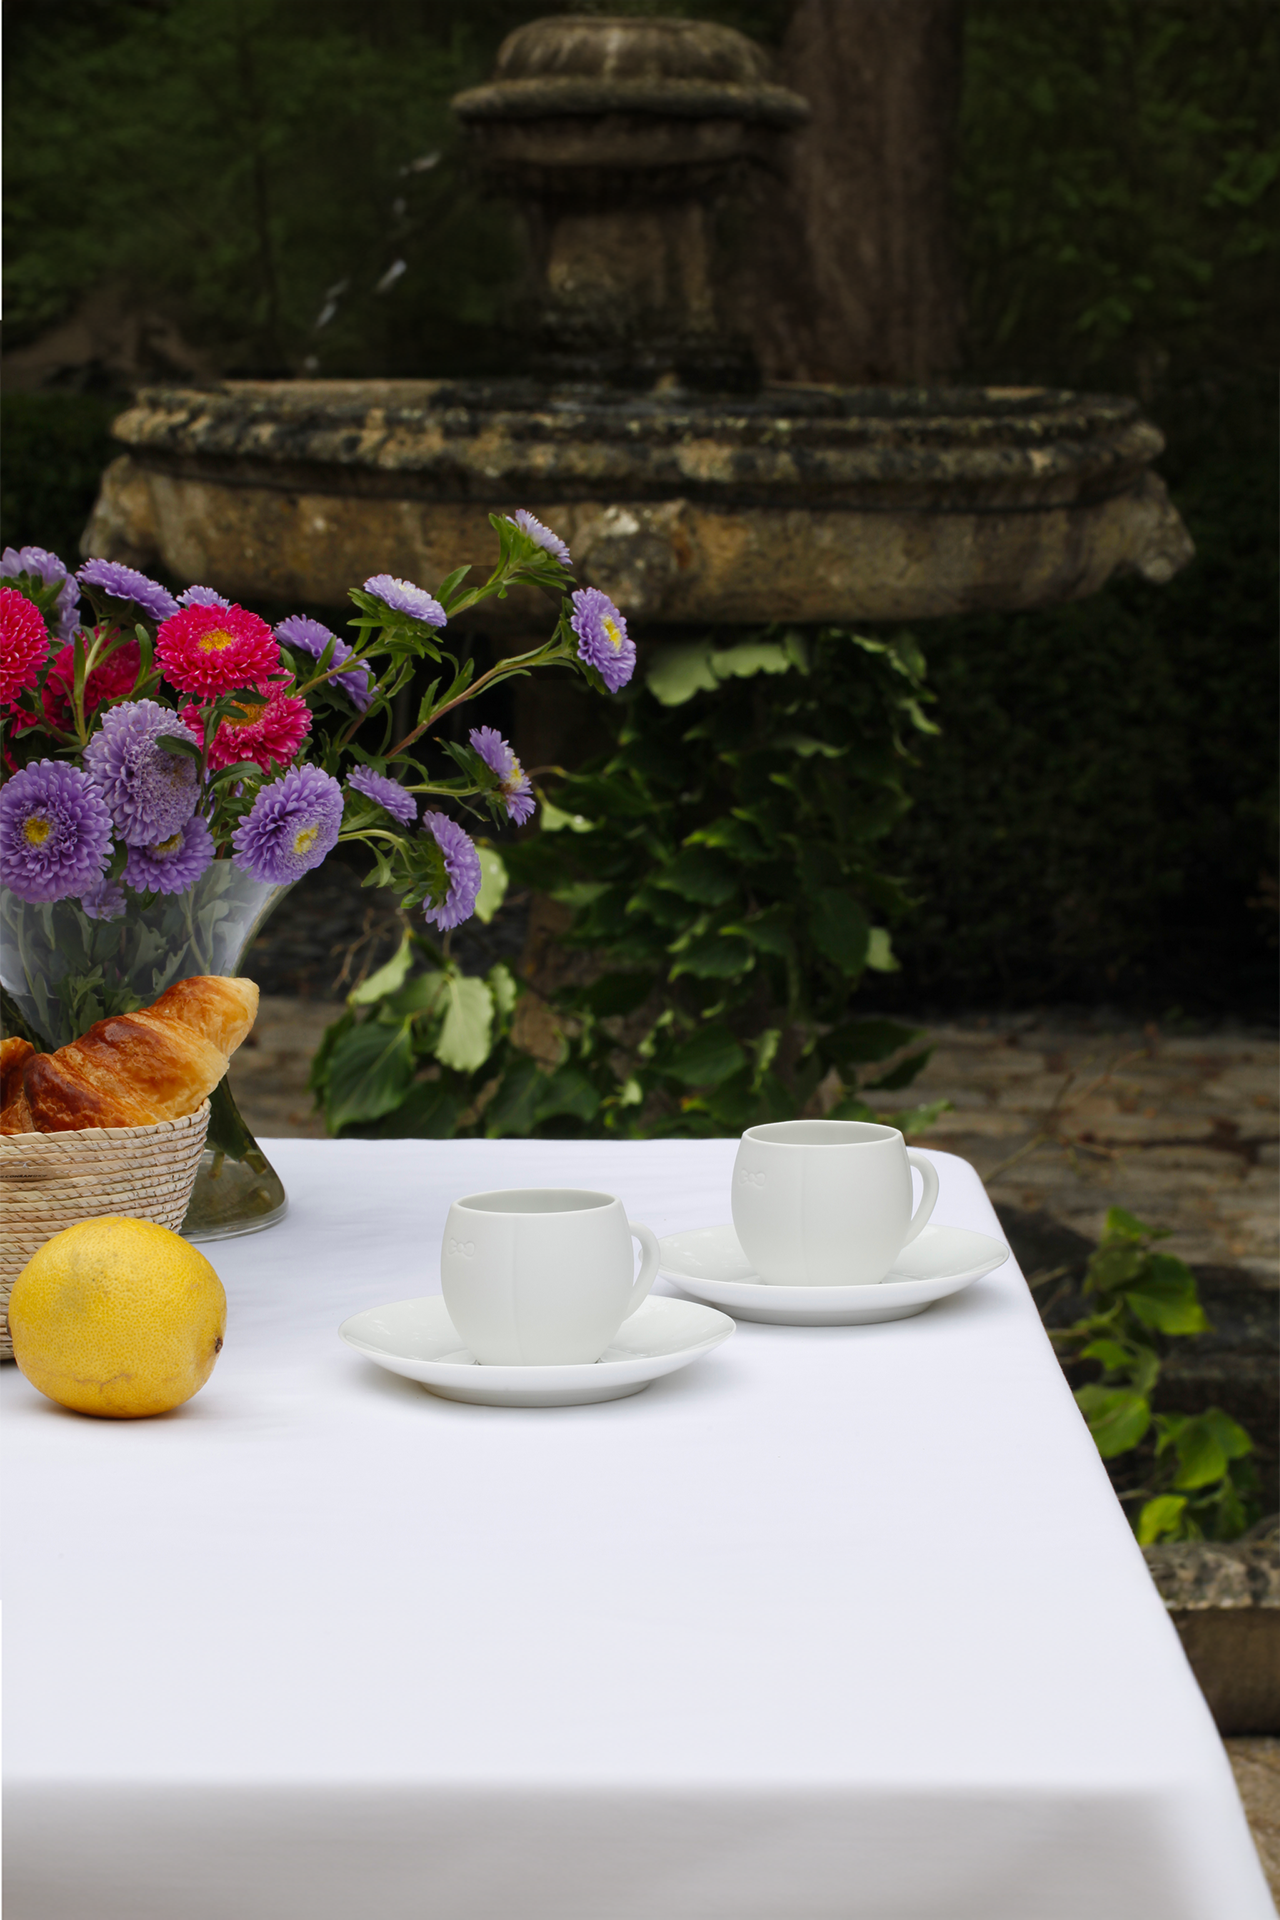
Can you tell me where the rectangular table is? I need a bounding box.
[4,1140,1272,1919]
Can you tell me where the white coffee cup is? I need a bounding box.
[731,1119,940,1287]
[440,1188,661,1365]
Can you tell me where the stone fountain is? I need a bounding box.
[85,13,1192,626]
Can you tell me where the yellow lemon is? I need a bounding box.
[8,1215,226,1419]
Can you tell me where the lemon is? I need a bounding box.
[8,1215,226,1419]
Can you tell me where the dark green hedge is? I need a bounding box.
[876,375,1277,1018]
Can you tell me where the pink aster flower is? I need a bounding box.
[0,586,50,706]
[184,684,311,774]
[469,725,535,825]
[39,637,141,734]
[156,603,280,697]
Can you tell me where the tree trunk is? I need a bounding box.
[738,0,966,385]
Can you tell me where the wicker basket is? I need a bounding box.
[0,1103,210,1359]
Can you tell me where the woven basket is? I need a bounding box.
[0,1103,210,1359]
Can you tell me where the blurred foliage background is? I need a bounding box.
[3,0,1276,1016]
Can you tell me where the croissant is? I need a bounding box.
[0,976,258,1134]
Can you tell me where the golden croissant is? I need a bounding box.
[0,976,258,1133]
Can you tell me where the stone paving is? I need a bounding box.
[909,1013,1278,1290]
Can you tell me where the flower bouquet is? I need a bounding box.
[0,515,635,1234]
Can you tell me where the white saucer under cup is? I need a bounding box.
[732,1119,940,1287]
[657,1222,1010,1327]
[339,1295,734,1407]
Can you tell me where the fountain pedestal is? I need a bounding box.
[83,13,1192,617]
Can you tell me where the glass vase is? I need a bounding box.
[0,863,292,1240]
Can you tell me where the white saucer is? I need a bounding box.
[339,1293,734,1406]
[657,1222,1010,1325]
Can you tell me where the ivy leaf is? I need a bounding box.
[669,935,753,981]
[1123,1254,1208,1335]
[488,961,519,1018]
[865,927,899,972]
[825,1017,923,1067]
[326,1019,415,1132]
[433,974,495,1073]
[473,846,508,924]
[1197,1406,1254,1460]
[809,888,870,974]
[661,1025,746,1086]
[1168,1417,1229,1490]
[348,934,414,1007]
[652,848,738,905]
[646,641,718,706]
[866,1047,933,1092]
[1074,1384,1151,1457]
[1136,1495,1189,1545]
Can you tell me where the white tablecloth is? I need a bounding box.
[4,1140,1271,1920]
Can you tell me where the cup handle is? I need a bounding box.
[901,1151,940,1248]
[624,1223,661,1319]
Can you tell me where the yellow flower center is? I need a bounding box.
[225,698,266,729]
[198,628,237,652]
[603,616,624,651]
[154,832,183,857]
[23,814,51,846]
[501,756,525,794]
[293,825,319,857]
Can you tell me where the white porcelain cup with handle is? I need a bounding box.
[731,1119,940,1287]
[440,1188,661,1365]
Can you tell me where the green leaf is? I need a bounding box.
[488,961,519,1018]
[1198,1406,1254,1460]
[348,933,414,1007]
[350,1079,463,1140]
[809,888,870,974]
[1136,1495,1189,1546]
[1079,1337,1139,1373]
[387,970,449,1019]
[1103,1207,1159,1243]
[534,1066,600,1126]
[646,641,718,707]
[825,1017,923,1067]
[864,927,899,972]
[669,935,753,981]
[866,1047,933,1093]
[578,972,654,1017]
[326,1019,415,1132]
[1074,1384,1151,1458]
[473,846,508,925]
[652,848,739,906]
[1123,1254,1208,1335]
[709,640,800,685]
[539,799,596,834]
[661,1025,747,1087]
[1166,1416,1230,1490]
[433,974,495,1074]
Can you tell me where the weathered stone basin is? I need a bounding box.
[88,376,1192,625]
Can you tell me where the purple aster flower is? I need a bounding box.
[0,759,113,903]
[506,510,571,568]
[123,814,214,896]
[78,558,178,623]
[421,811,481,931]
[1,545,81,640]
[469,725,535,826]
[346,765,417,827]
[177,584,230,609]
[569,587,635,694]
[232,764,344,885]
[79,874,127,921]
[84,698,199,846]
[276,615,373,712]
[362,574,446,628]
